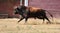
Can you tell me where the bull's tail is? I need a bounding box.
[46,11,53,22]
[46,11,53,18]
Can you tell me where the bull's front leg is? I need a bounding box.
[18,15,24,23]
[18,17,24,23]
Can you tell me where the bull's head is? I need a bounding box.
[14,5,27,14]
[14,6,22,14]
[14,6,18,14]
[14,8,19,14]
[14,5,28,18]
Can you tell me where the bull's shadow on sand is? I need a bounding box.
[55,22,60,24]
[17,18,60,25]
[25,22,60,25]
[17,20,60,25]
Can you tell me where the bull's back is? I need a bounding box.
[28,7,42,12]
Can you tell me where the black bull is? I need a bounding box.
[14,6,53,23]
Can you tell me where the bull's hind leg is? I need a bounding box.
[18,18,24,23]
[37,17,45,24]
[45,16,51,24]
[43,18,45,24]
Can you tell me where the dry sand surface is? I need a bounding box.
[0,18,60,33]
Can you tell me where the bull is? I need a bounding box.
[14,5,53,24]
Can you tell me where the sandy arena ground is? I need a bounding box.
[0,18,60,33]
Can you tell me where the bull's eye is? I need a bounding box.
[14,9,17,13]
[15,9,18,12]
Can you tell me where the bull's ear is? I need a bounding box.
[13,6,18,9]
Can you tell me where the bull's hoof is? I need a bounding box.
[18,21,20,23]
[46,22,52,24]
